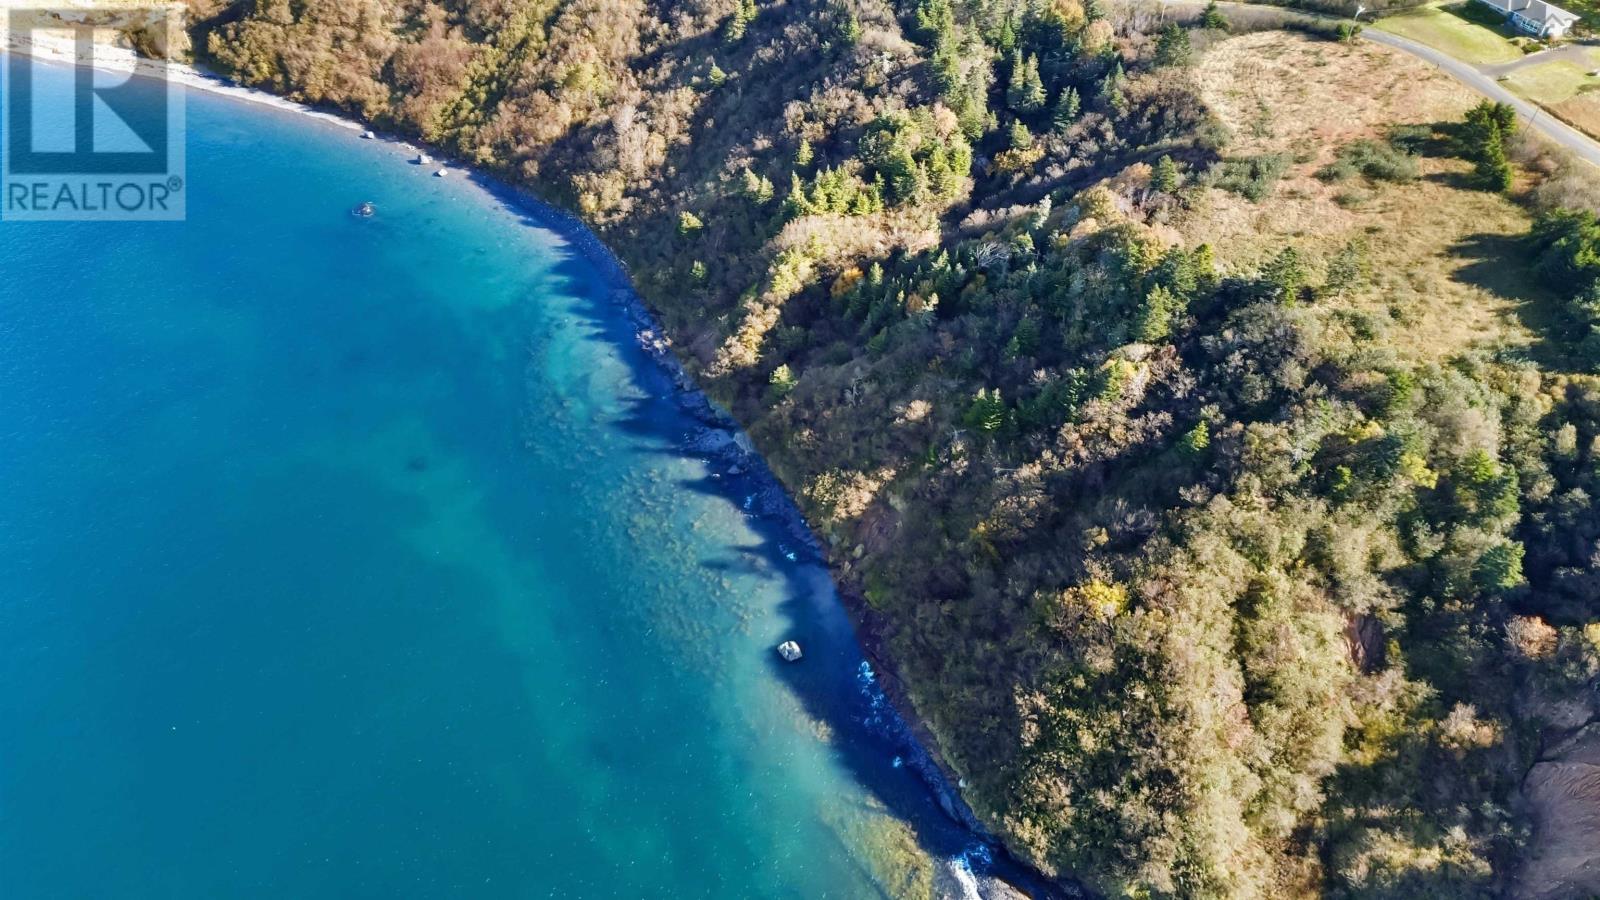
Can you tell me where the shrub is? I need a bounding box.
[768,364,798,399]
[1386,123,1435,154]
[1506,614,1557,660]
[1317,139,1418,183]
[1210,153,1291,201]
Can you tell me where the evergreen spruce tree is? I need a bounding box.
[742,168,775,205]
[958,66,992,139]
[926,144,955,197]
[1135,284,1183,342]
[1052,86,1081,132]
[1480,137,1514,193]
[1464,100,1517,192]
[1099,61,1126,113]
[838,9,861,45]
[1154,155,1180,193]
[948,139,972,184]
[1017,54,1046,113]
[783,172,813,219]
[723,0,757,43]
[1192,243,1218,293]
[1005,51,1028,112]
[964,388,1008,433]
[1154,24,1191,68]
[1008,119,1034,150]
[913,0,955,44]
[995,14,1017,52]
[1262,246,1306,303]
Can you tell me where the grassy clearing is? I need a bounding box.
[1189,31,1550,363]
[1375,3,1525,65]
[1507,52,1600,141]
[1503,60,1600,103]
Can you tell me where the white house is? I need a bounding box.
[1474,0,1581,38]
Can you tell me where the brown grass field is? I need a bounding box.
[1185,32,1554,364]
[1553,93,1600,142]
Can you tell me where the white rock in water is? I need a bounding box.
[434,168,449,178]
[776,640,803,662]
[416,153,432,165]
[360,130,375,139]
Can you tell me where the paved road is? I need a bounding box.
[1160,0,1600,167]
[1361,27,1600,167]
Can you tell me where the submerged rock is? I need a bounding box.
[975,874,1034,900]
[351,201,375,218]
[685,427,741,457]
[776,640,803,662]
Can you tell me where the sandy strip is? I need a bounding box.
[2,30,368,136]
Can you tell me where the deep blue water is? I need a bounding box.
[0,59,1001,898]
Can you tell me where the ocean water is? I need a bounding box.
[0,59,1009,898]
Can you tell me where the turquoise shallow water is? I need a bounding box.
[0,60,1012,898]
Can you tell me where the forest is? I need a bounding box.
[185,0,1600,896]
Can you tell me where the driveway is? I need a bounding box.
[1478,40,1600,77]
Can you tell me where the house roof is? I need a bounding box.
[1475,0,1579,27]
[1523,0,1580,27]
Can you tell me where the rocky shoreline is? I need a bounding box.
[480,176,1080,900]
[514,185,990,831]
[351,122,1075,900]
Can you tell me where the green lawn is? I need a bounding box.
[1375,3,1526,65]
[1503,60,1600,103]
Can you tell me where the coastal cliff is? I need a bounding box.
[151,0,1600,895]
